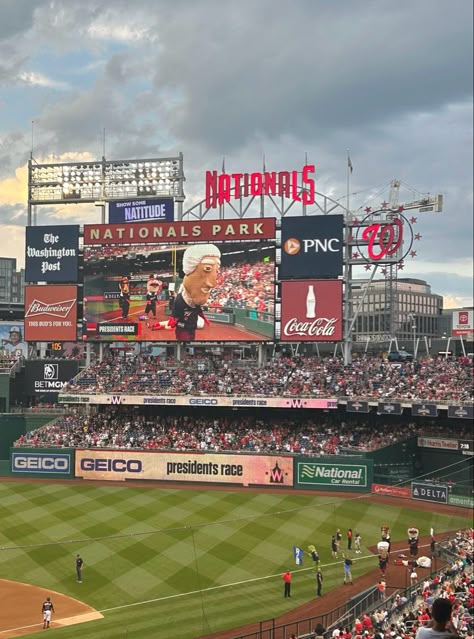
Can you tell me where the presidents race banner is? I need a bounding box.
[75,449,294,487]
[59,393,338,409]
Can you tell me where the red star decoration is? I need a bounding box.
[410,216,417,224]
[352,218,359,225]
[352,252,359,259]
[348,235,354,243]
[381,268,387,275]
[364,206,371,213]
[410,250,417,258]
[398,205,404,212]
[397,262,405,270]
[414,233,422,241]
[364,264,372,271]
[381,201,388,208]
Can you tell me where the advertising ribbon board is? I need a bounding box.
[58,394,338,409]
[411,482,448,504]
[75,450,294,486]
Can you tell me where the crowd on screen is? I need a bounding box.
[207,261,274,315]
[318,531,473,639]
[64,354,474,402]
[12,411,472,452]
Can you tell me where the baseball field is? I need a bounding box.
[0,480,470,639]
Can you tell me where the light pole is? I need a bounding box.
[411,314,417,358]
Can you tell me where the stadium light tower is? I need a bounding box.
[27,154,185,225]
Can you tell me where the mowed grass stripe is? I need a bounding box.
[0,482,470,639]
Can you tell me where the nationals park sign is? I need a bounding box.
[295,458,373,492]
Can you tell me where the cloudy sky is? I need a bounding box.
[0,0,472,307]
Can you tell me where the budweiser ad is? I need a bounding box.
[280,280,343,341]
[24,286,78,341]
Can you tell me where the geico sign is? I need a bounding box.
[12,455,70,472]
[189,398,218,405]
[80,458,143,473]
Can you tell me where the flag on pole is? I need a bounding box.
[293,545,304,566]
[347,153,353,173]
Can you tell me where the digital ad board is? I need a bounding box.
[280,215,343,279]
[25,360,79,395]
[0,322,27,358]
[82,219,276,342]
[25,225,79,283]
[280,280,343,341]
[75,449,294,486]
[108,197,174,224]
[24,285,78,341]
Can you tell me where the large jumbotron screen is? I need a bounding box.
[83,219,275,342]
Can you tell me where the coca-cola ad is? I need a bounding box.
[280,280,342,342]
[24,286,78,341]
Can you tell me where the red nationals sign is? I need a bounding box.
[24,285,78,341]
[280,280,343,341]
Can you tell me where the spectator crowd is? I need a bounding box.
[322,529,473,639]
[13,410,472,452]
[65,354,474,402]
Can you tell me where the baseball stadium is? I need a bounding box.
[0,153,472,639]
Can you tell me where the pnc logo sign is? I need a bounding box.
[283,238,301,255]
[280,215,343,279]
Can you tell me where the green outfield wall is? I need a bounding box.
[0,414,56,459]
[418,448,473,497]
[0,373,10,412]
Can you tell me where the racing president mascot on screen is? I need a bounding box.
[172,244,221,341]
[118,276,131,319]
[144,274,162,320]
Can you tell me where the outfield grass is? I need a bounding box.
[0,482,470,639]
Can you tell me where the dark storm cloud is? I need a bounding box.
[150,0,473,153]
[0,0,45,40]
